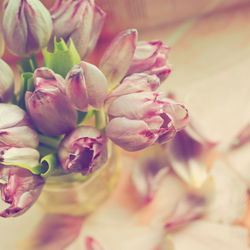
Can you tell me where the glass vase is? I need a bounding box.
[38,145,120,216]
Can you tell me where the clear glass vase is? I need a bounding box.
[38,145,120,216]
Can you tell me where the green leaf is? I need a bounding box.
[40,153,58,177]
[0,161,45,175]
[43,37,81,78]
[17,72,34,109]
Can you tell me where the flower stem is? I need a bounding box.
[95,109,107,130]
[17,54,37,73]
[39,135,61,149]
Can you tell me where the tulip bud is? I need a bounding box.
[65,61,108,111]
[0,60,14,103]
[0,147,40,168]
[2,0,52,56]
[106,73,160,101]
[58,126,107,175]
[26,68,77,136]
[0,165,44,217]
[106,92,188,151]
[0,103,39,148]
[51,0,106,58]
[127,41,171,81]
[99,29,138,84]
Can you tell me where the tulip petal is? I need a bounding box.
[127,41,171,81]
[85,5,106,57]
[80,61,108,109]
[106,73,160,101]
[3,0,52,56]
[1,147,40,167]
[25,89,77,136]
[162,98,189,131]
[51,0,87,39]
[106,117,157,151]
[0,60,14,103]
[99,29,138,85]
[65,65,89,111]
[169,221,249,250]
[24,214,83,250]
[0,126,39,148]
[0,103,39,148]
[58,126,107,175]
[0,166,44,217]
[70,1,94,58]
[0,103,26,129]
[85,237,106,250]
[34,67,65,90]
[108,92,162,121]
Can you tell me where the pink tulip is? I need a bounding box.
[65,61,108,111]
[51,0,106,58]
[0,60,14,103]
[106,73,160,101]
[0,166,44,217]
[0,103,39,148]
[0,147,40,168]
[2,0,52,56]
[127,41,171,81]
[58,126,107,175]
[26,67,77,136]
[164,120,216,188]
[99,29,138,84]
[106,92,188,151]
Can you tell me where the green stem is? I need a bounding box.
[17,54,38,73]
[17,72,34,110]
[95,109,107,130]
[39,135,61,149]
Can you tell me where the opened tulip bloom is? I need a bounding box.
[106,92,188,151]
[65,61,108,111]
[25,68,77,136]
[164,121,216,188]
[2,0,52,56]
[58,126,107,175]
[0,103,39,148]
[0,60,14,103]
[0,165,44,217]
[51,0,106,58]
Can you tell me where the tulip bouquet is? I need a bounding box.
[0,0,189,218]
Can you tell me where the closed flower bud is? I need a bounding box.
[0,103,39,148]
[99,29,138,84]
[106,92,188,151]
[0,147,40,168]
[127,41,171,81]
[58,126,107,175]
[2,0,52,56]
[106,73,160,101]
[26,68,77,136]
[0,165,44,217]
[65,61,108,111]
[0,60,14,103]
[51,0,106,58]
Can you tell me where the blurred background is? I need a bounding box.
[1,0,250,249]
